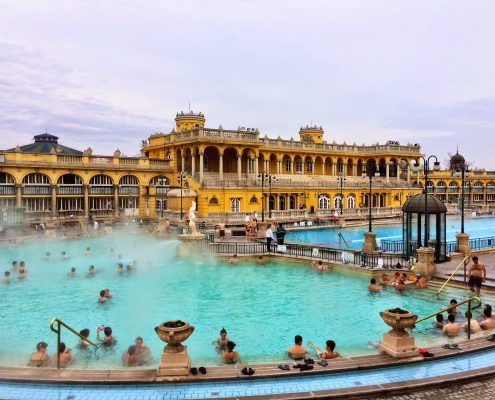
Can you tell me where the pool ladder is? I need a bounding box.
[50,318,97,369]
[436,256,470,295]
[414,296,482,339]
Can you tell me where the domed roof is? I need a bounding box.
[450,149,465,170]
[401,194,447,214]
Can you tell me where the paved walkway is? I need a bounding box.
[373,377,495,399]
[436,253,495,286]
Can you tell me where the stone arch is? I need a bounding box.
[346,158,353,176]
[241,148,256,174]
[389,158,398,178]
[314,156,324,175]
[203,145,220,173]
[282,154,292,174]
[22,172,51,185]
[304,155,314,174]
[0,172,16,185]
[57,173,84,185]
[269,153,278,174]
[294,155,303,174]
[149,175,171,186]
[223,147,238,174]
[357,159,365,176]
[366,158,378,175]
[258,153,266,173]
[184,148,193,174]
[378,158,387,177]
[336,157,344,174]
[324,157,333,175]
[119,174,140,186]
[89,174,114,185]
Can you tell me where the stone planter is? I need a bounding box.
[154,320,195,377]
[378,308,419,359]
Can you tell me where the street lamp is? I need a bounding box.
[177,172,187,220]
[362,165,380,232]
[453,165,470,234]
[258,172,276,221]
[337,173,346,215]
[411,156,441,247]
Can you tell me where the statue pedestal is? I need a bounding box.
[362,232,376,253]
[414,247,436,278]
[157,346,191,377]
[379,330,418,359]
[456,233,471,256]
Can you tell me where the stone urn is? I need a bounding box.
[154,320,195,377]
[378,308,419,359]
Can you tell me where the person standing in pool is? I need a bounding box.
[2,271,11,284]
[53,342,73,367]
[18,269,27,279]
[368,278,382,292]
[67,267,76,277]
[77,329,91,349]
[307,340,340,359]
[221,341,239,364]
[287,335,307,359]
[97,326,116,346]
[468,256,486,295]
[11,261,18,271]
[443,314,460,337]
[213,327,231,351]
[134,337,151,364]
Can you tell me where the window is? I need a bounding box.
[318,194,330,209]
[90,174,113,186]
[347,195,355,209]
[23,198,51,211]
[22,173,50,185]
[90,198,114,210]
[289,195,296,210]
[295,159,303,173]
[230,198,240,213]
[57,197,83,211]
[119,197,139,209]
[279,196,286,210]
[305,160,313,173]
[249,195,258,204]
[333,195,342,209]
[155,199,167,211]
[285,158,291,172]
[209,197,219,205]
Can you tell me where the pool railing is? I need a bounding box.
[437,255,470,294]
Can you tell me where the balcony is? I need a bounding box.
[22,185,51,195]
[89,186,114,195]
[57,185,83,195]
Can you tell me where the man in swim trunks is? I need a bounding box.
[287,335,307,359]
[218,220,226,242]
[468,256,486,295]
[367,278,381,292]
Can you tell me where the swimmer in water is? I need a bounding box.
[19,261,26,270]
[228,254,239,264]
[255,255,264,265]
[77,329,91,349]
[98,290,109,303]
[84,247,91,256]
[368,278,382,292]
[87,265,97,276]
[213,327,230,351]
[11,261,18,271]
[117,263,124,274]
[67,267,76,277]
[125,264,133,273]
[2,271,11,284]
[43,252,51,260]
[61,251,68,259]
[18,269,27,279]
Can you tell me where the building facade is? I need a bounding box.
[2,111,494,226]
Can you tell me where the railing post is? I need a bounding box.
[56,320,61,369]
[464,258,468,284]
[468,300,472,340]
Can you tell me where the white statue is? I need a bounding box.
[188,201,198,235]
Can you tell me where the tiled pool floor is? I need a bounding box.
[1,347,495,399]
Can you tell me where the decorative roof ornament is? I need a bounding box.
[113,149,121,158]
[83,147,93,156]
[15,145,21,152]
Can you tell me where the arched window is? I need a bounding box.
[249,195,258,204]
[318,194,330,209]
[347,195,355,209]
[209,196,219,205]
[289,195,296,210]
[279,196,286,210]
[333,195,342,209]
[230,198,240,213]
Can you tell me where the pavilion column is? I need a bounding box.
[277,160,282,174]
[332,164,336,176]
[191,154,195,177]
[219,153,223,181]
[51,185,57,217]
[291,160,294,175]
[322,162,326,175]
[265,160,269,173]
[16,184,22,207]
[181,156,185,172]
[83,185,89,218]
[386,163,390,182]
[353,164,357,176]
[237,156,242,181]
[254,156,258,177]
[199,153,204,183]
[113,185,119,216]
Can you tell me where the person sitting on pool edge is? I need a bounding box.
[443,314,460,337]
[288,335,307,359]
[28,342,49,367]
[368,278,381,292]
[97,326,116,346]
[221,341,239,364]
[53,342,72,368]
[462,311,481,334]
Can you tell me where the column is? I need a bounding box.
[322,161,326,175]
[254,156,259,177]
[181,156,185,172]
[407,165,410,184]
[199,153,204,183]
[397,166,401,182]
[237,156,242,181]
[16,184,22,207]
[353,164,357,176]
[386,163,390,182]
[291,160,294,175]
[219,153,224,181]
[191,154,195,177]
[265,160,269,173]
[114,185,119,216]
[332,164,336,176]
[83,185,89,218]
[277,160,282,174]
[51,185,57,217]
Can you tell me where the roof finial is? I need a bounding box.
[456,144,459,155]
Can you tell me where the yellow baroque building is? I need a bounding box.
[2,111,495,226]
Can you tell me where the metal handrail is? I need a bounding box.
[50,317,97,369]
[437,256,470,294]
[415,296,482,325]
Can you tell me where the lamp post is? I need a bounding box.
[411,156,441,247]
[453,165,470,234]
[337,173,346,214]
[362,164,380,232]
[177,172,187,220]
[157,174,165,218]
[258,172,276,222]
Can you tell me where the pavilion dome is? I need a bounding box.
[450,150,466,170]
[401,194,447,214]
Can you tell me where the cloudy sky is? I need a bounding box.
[1,0,494,167]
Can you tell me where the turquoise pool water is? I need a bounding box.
[285,216,495,248]
[0,233,490,369]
